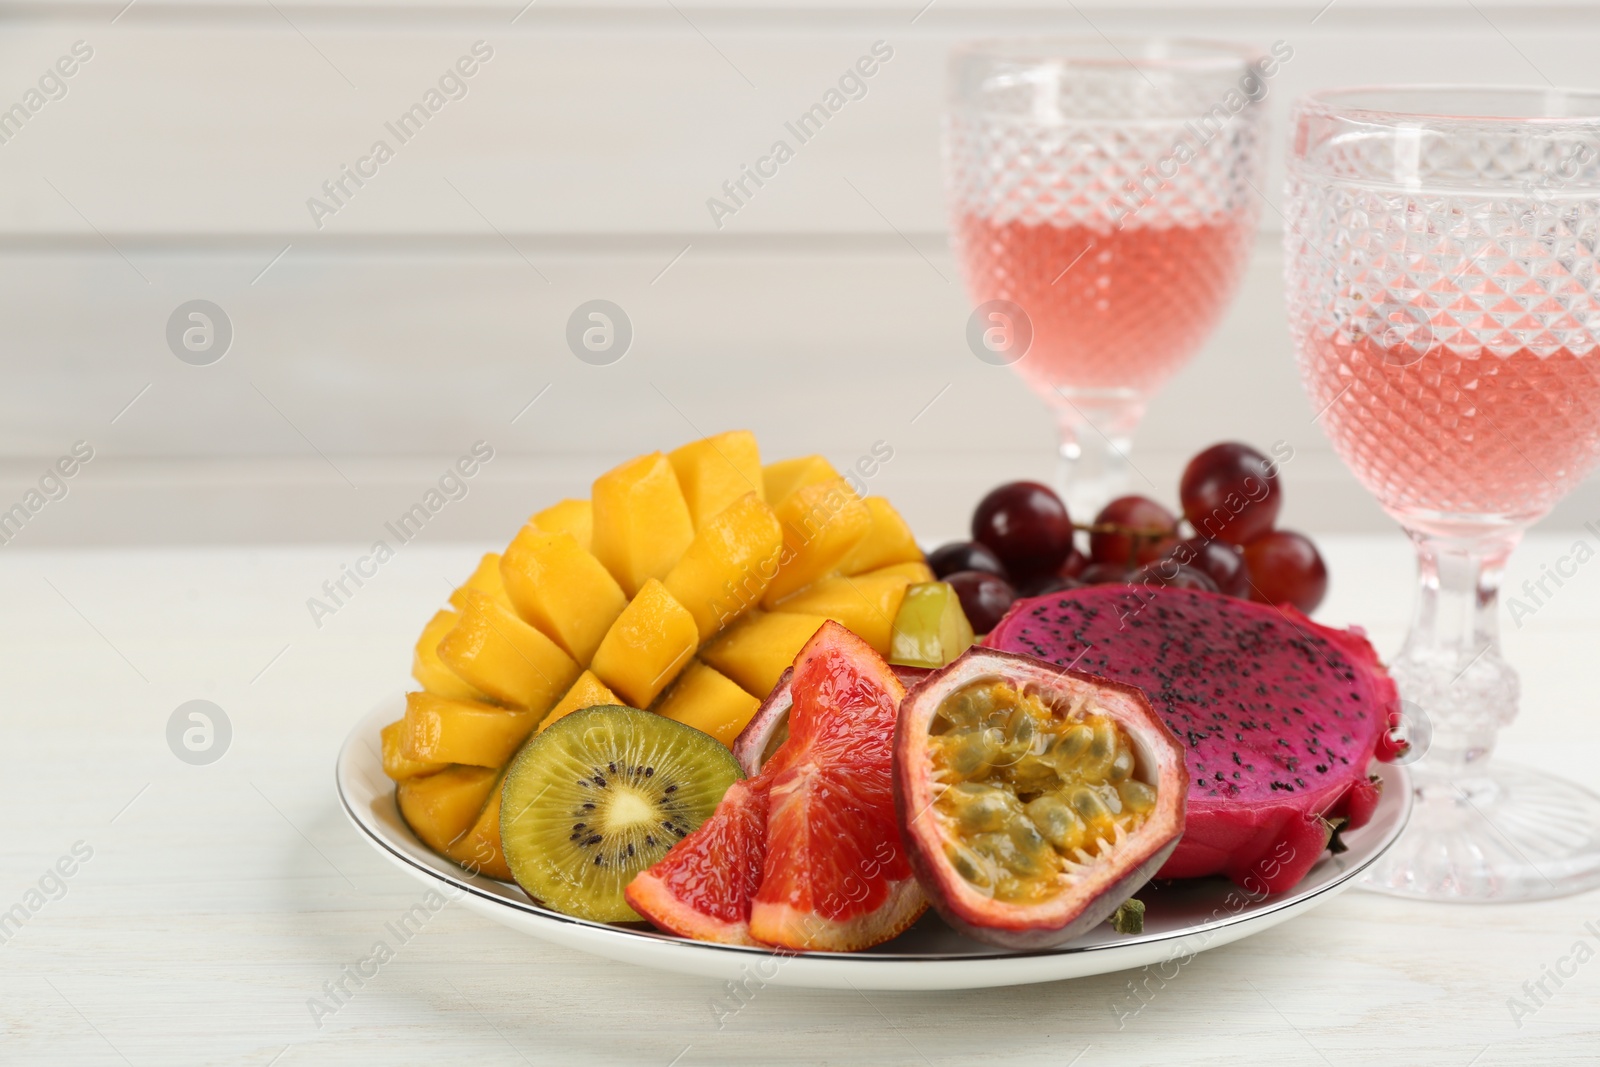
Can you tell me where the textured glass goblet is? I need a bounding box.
[1284,86,1600,901]
[946,38,1267,518]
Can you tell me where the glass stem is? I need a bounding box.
[1391,527,1522,777]
[1052,396,1145,522]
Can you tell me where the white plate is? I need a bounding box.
[338,700,1411,991]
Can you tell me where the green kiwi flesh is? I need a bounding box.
[500,704,743,923]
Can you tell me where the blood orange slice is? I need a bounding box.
[624,779,767,946]
[747,622,926,952]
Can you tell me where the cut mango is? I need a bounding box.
[530,498,593,553]
[701,611,830,699]
[761,478,872,606]
[397,765,500,853]
[412,609,492,703]
[381,718,448,781]
[657,661,761,747]
[538,670,622,735]
[448,552,513,613]
[591,452,696,598]
[871,560,936,584]
[769,565,923,655]
[838,497,925,576]
[590,579,699,708]
[401,692,540,768]
[669,430,763,530]
[437,590,581,713]
[762,455,840,510]
[500,527,627,665]
[663,492,783,644]
[442,776,513,881]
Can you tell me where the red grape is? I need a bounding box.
[1090,495,1177,566]
[1179,442,1282,546]
[927,541,1007,580]
[971,481,1074,578]
[1158,536,1248,598]
[1078,561,1135,585]
[1058,545,1089,578]
[1242,529,1328,613]
[944,570,1018,633]
[1015,573,1086,598]
[1132,561,1220,594]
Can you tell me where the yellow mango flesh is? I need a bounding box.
[401,692,540,768]
[448,552,514,613]
[669,430,763,529]
[411,609,491,703]
[530,498,593,553]
[769,565,923,655]
[381,719,448,781]
[657,662,761,747]
[663,491,783,644]
[701,611,830,699]
[397,765,500,853]
[590,579,699,708]
[591,452,696,598]
[442,777,513,881]
[761,478,872,606]
[436,590,581,713]
[871,560,936,583]
[838,497,925,576]
[761,455,840,510]
[500,526,627,665]
[538,670,621,735]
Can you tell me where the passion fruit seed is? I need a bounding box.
[929,680,1157,904]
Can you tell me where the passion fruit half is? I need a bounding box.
[893,647,1187,949]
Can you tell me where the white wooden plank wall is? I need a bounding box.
[2,1,1599,543]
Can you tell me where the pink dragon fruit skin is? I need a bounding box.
[985,585,1400,891]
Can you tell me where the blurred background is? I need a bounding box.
[4,0,1599,546]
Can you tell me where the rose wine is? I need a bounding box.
[955,215,1255,398]
[1301,335,1600,521]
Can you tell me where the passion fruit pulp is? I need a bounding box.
[894,648,1187,949]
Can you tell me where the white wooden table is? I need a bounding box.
[4,534,1598,1066]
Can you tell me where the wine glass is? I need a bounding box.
[1284,85,1600,900]
[945,38,1268,519]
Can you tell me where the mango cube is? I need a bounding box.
[412,609,491,703]
[701,611,830,699]
[448,552,514,613]
[663,492,783,643]
[401,691,540,768]
[590,579,699,708]
[592,452,696,597]
[437,590,581,713]
[838,497,925,576]
[769,565,924,655]
[500,527,627,664]
[669,430,764,530]
[443,775,514,881]
[381,718,448,781]
[530,498,593,553]
[761,455,840,510]
[538,670,622,735]
[870,560,935,583]
[397,765,500,853]
[761,478,872,606]
[657,662,762,747]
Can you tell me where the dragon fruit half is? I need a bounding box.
[986,585,1402,893]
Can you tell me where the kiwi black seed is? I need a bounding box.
[499,704,743,923]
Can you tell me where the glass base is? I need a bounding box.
[1050,391,1145,522]
[1361,762,1600,902]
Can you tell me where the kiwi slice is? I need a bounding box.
[500,704,742,923]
